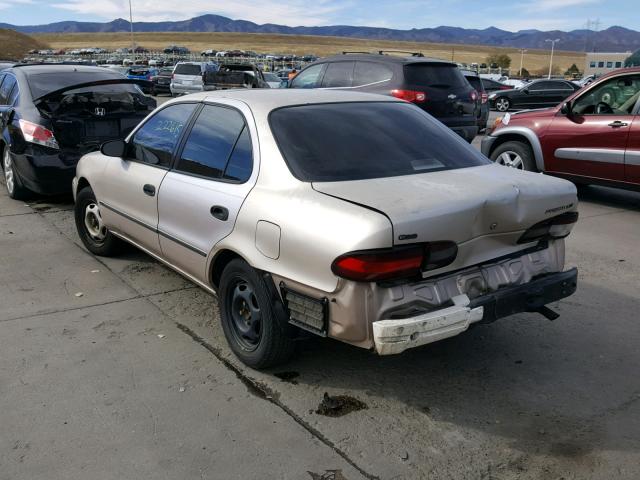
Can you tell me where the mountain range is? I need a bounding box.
[1,14,639,53]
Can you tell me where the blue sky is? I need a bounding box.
[1,0,639,31]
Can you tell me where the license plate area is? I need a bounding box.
[85,120,119,138]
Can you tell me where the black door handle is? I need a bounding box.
[608,121,629,128]
[143,184,156,196]
[210,205,229,221]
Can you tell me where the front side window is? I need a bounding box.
[289,64,324,89]
[130,103,196,167]
[572,75,640,115]
[321,62,355,88]
[175,105,252,182]
[270,102,489,182]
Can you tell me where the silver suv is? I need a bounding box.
[170,61,218,96]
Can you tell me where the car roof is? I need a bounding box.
[166,89,400,117]
[8,64,110,75]
[316,53,456,66]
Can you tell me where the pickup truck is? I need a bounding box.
[204,64,269,90]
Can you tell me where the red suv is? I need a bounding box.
[481,68,640,191]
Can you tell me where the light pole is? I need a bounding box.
[518,48,527,77]
[546,38,560,79]
[129,0,135,61]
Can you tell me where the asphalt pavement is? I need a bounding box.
[1,107,640,479]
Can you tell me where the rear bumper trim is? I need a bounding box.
[373,268,578,355]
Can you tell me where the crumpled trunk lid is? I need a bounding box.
[312,164,577,246]
[37,91,155,155]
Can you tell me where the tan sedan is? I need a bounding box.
[73,89,578,368]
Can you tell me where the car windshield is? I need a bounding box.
[263,73,280,82]
[270,102,490,182]
[27,71,140,99]
[174,64,202,75]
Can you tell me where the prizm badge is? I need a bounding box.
[545,203,574,214]
[95,107,106,116]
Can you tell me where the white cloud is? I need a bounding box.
[50,0,346,26]
[528,0,598,12]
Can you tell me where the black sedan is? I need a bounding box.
[489,78,580,112]
[149,67,174,95]
[0,64,156,199]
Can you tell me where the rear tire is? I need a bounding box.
[490,141,537,172]
[74,186,124,256]
[219,259,295,369]
[2,146,31,200]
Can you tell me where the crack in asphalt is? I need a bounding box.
[175,322,380,480]
[0,286,196,324]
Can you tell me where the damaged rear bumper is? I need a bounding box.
[373,268,577,355]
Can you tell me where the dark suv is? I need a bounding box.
[289,52,479,142]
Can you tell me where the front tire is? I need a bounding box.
[494,97,511,112]
[490,141,537,171]
[74,186,124,256]
[2,146,30,200]
[219,259,295,369]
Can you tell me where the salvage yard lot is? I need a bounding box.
[36,31,585,74]
[2,139,640,479]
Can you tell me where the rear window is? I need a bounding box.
[27,71,139,99]
[174,64,202,76]
[128,69,149,76]
[404,63,467,89]
[270,102,489,182]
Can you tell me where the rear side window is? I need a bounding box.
[270,102,489,182]
[321,62,355,88]
[174,64,202,75]
[404,63,467,89]
[0,75,16,104]
[130,103,196,167]
[176,105,252,182]
[353,62,393,86]
[464,76,482,91]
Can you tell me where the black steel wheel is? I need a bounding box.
[219,259,295,369]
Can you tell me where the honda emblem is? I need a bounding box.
[95,107,106,116]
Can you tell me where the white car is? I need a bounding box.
[72,90,579,368]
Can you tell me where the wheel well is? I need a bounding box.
[210,250,243,290]
[76,177,91,192]
[489,134,533,158]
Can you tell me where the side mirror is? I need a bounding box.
[101,139,127,157]
[560,101,573,116]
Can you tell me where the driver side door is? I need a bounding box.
[541,74,640,181]
[97,102,198,255]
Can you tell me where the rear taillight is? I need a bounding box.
[331,242,457,282]
[518,212,579,244]
[391,89,427,103]
[470,90,479,102]
[18,119,59,150]
[481,92,488,104]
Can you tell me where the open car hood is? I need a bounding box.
[33,78,151,104]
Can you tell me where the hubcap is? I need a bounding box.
[229,280,262,349]
[84,203,107,242]
[496,98,509,111]
[496,151,524,169]
[3,149,14,194]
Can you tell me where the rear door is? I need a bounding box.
[157,101,257,283]
[542,74,640,181]
[98,103,197,254]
